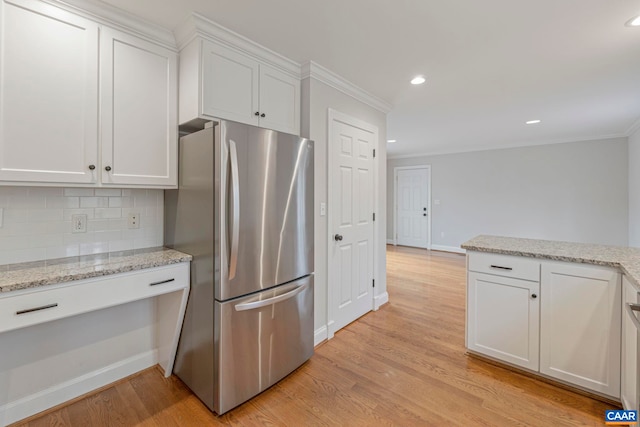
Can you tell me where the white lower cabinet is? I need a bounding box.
[467,272,539,370]
[540,262,621,398]
[467,251,622,399]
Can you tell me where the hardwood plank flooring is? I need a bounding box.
[12,246,616,426]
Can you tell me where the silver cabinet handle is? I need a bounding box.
[490,265,513,271]
[234,283,307,312]
[16,303,58,315]
[627,303,640,331]
[228,139,240,280]
[149,278,175,286]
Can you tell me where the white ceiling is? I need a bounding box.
[100,0,640,158]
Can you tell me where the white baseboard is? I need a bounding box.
[431,244,466,254]
[374,291,389,310]
[314,325,328,347]
[386,239,396,245]
[0,350,158,426]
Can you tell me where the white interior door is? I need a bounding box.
[396,167,429,248]
[328,110,377,336]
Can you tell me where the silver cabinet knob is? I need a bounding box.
[531,294,537,299]
[334,234,343,241]
[88,165,95,170]
[105,166,112,172]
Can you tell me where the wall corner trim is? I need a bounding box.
[314,325,328,347]
[374,291,389,310]
[302,61,393,114]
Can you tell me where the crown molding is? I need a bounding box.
[387,133,628,159]
[46,0,176,48]
[174,13,301,78]
[301,61,392,114]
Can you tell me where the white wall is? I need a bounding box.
[0,187,164,265]
[629,129,640,247]
[301,77,387,340]
[387,138,629,250]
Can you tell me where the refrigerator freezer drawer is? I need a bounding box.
[214,275,314,414]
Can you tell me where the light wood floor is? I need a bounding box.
[14,246,615,426]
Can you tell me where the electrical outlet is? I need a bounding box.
[72,214,87,233]
[128,213,140,229]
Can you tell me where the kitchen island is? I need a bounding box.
[461,235,640,403]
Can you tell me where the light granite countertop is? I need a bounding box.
[0,247,192,293]
[461,235,640,287]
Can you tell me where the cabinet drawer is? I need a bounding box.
[0,263,189,334]
[468,251,540,281]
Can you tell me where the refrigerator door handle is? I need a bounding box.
[228,139,240,280]
[234,283,308,311]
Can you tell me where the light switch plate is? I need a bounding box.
[320,202,326,217]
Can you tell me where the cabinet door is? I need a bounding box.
[0,0,98,184]
[540,262,621,398]
[201,41,259,126]
[100,28,177,187]
[258,64,300,134]
[467,272,540,370]
[622,276,640,411]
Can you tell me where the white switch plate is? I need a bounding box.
[320,202,326,217]
[128,213,140,229]
[0,208,3,228]
[72,214,87,233]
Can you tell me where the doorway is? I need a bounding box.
[394,165,431,249]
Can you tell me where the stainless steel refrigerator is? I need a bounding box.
[164,119,314,414]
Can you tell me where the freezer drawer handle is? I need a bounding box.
[149,278,175,287]
[490,265,513,271]
[16,303,58,315]
[627,303,640,331]
[234,283,308,312]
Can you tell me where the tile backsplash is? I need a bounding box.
[0,187,164,265]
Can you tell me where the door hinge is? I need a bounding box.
[373,149,376,158]
[372,279,375,288]
[373,212,376,221]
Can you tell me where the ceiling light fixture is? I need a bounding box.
[625,15,640,27]
[410,76,426,85]
[526,119,541,125]
[387,139,397,143]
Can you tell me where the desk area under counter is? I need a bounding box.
[0,248,191,426]
[462,235,640,405]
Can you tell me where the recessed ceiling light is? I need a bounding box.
[410,76,426,85]
[526,119,541,125]
[387,139,397,143]
[625,15,640,27]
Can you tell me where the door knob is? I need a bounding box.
[334,234,343,241]
[260,113,266,118]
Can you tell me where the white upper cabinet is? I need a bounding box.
[0,0,99,184]
[180,38,301,135]
[100,28,178,187]
[201,41,260,126]
[0,0,178,188]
